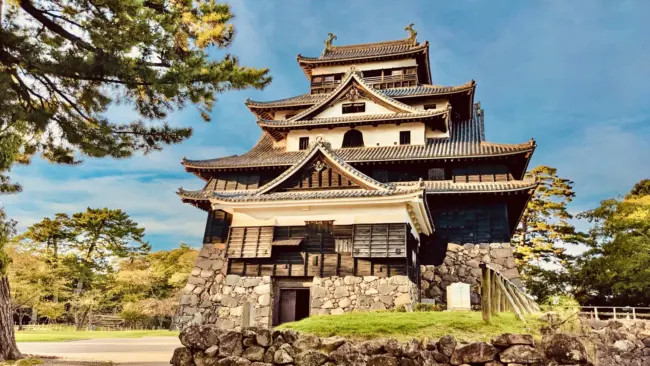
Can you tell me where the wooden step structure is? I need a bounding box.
[480,263,540,323]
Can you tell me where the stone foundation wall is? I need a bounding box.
[172,326,596,366]
[585,319,650,366]
[420,242,520,307]
[177,244,273,331]
[310,275,418,315]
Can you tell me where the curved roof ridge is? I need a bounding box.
[297,41,428,62]
[245,81,476,111]
[258,108,447,128]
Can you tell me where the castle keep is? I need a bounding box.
[176,26,535,329]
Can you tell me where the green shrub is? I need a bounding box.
[414,303,442,312]
[392,304,407,312]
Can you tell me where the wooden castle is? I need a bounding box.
[177,25,536,328]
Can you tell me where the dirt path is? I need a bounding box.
[18,337,181,366]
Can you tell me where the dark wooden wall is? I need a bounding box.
[203,210,231,244]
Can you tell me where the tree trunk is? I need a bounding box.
[0,276,22,360]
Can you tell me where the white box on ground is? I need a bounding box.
[446,282,471,311]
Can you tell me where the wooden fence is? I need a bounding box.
[540,305,650,321]
[480,263,540,323]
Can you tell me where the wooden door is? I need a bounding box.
[279,289,297,324]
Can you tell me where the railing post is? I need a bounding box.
[481,265,492,323]
[613,307,617,320]
[594,307,599,320]
[633,307,636,320]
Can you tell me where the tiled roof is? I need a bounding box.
[258,109,446,129]
[396,180,538,194]
[179,186,423,203]
[182,117,535,170]
[297,39,428,63]
[245,81,476,109]
[177,179,536,204]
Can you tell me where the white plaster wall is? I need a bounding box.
[314,98,393,118]
[273,109,306,120]
[311,59,417,76]
[285,122,426,151]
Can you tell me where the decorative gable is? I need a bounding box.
[290,71,421,122]
[254,137,392,196]
[275,154,360,191]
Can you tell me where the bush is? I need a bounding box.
[414,303,442,312]
[391,304,407,312]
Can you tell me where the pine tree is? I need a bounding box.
[0,0,270,358]
[512,165,583,300]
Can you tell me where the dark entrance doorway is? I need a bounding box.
[278,288,310,325]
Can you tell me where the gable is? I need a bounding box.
[274,154,360,192]
[291,72,419,121]
[254,140,391,196]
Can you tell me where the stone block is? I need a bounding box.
[333,286,349,298]
[311,285,328,298]
[343,276,363,285]
[196,259,215,270]
[490,248,513,259]
[450,342,497,364]
[394,293,411,307]
[225,274,241,286]
[258,293,270,306]
[377,284,397,296]
[499,345,544,363]
[244,278,260,287]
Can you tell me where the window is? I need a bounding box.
[324,75,335,82]
[391,69,403,76]
[342,103,365,114]
[399,131,411,145]
[299,137,309,150]
[312,76,323,83]
[342,129,364,148]
[424,104,437,110]
[428,168,445,181]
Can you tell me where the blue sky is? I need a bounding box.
[2,0,649,250]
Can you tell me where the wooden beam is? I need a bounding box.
[481,266,492,323]
[496,277,526,323]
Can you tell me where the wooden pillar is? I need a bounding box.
[481,267,491,323]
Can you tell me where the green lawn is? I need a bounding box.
[277,311,542,343]
[15,329,179,342]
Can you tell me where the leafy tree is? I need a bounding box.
[572,180,650,306]
[1,0,271,356]
[6,244,68,327]
[512,165,583,300]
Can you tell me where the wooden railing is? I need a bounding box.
[480,263,540,323]
[362,73,417,85]
[540,305,650,321]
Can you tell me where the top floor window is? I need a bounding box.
[424,104,437,110]
[299,137,309,150]
[399,131,411,145]
[342,103,365,114]
[342,129,364,148]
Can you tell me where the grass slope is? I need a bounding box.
[15,329,178,342]
[277,311,542,343]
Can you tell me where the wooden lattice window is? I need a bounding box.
[299,137,309,150]
[352,223,407,258]
[428,168,445,181]
[342,103,365,114]
[226,226,274,258]
[399,131,411,145]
